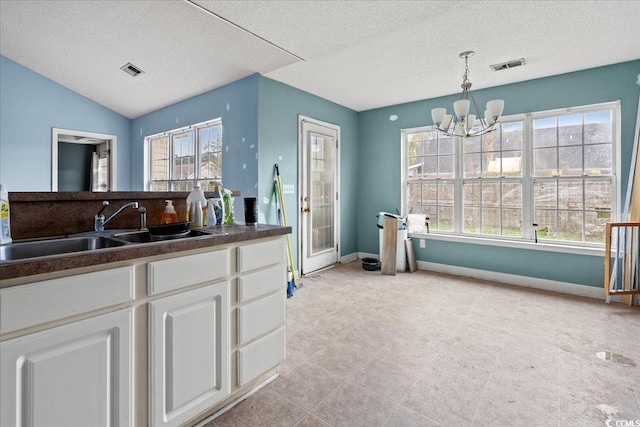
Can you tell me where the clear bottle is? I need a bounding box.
[212,185,225,225]
[160,200,179,224]
[0,184,11,244]
[186,183,207,222]
[206,199,217,227]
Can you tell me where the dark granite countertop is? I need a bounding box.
[0,224,291,282]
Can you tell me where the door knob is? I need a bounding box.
[303,207,311,212]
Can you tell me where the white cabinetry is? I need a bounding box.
[235,238,286,386]
[0,308,133,427]
[149,281,230,427]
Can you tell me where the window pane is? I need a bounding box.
[558,146,582,175]
[558,210,583,241]
[439,136,454,155]
[502,209,522,237]
[585,144,612,175]
[440,182,454,206]
[584,211,606,243]
[150,137,170,181]
[464,207,481,234]
[438,155,454,178]
[585,179,612,214]
[407,182,422,207]
[534,210,557,239]
[558,180,583,210]
[534,181,557,209]
[150,182,169,191]
[464,182,481,207]
[424,138,437,155]
[464,135,481,153]
[482,208,500,235]
[534,148,557,176]
[199,125,222,179]
[438,206,454,231]
[534,117,557,148]
[173,132,195,180]
[407,134,423,157]
[464,153,481,177]
[584,110,612,144]
[482,182,500,207]
[502,121,523,150]
[502,182,522,208]
[422,182,437,204]
[423,157,437,177]
[558,114,582,146]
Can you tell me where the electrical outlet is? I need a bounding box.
[419,239,426,248]
[282,184,294,194]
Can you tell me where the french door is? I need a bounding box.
[299,116,340,275]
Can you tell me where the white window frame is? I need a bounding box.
[144,118,222,191]
[402,101,620,253]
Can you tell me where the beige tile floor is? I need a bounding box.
[208,261,640,427]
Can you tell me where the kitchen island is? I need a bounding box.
[0,224,291,427]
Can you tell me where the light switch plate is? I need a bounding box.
[420,239,426,248]
[282,185,294,194]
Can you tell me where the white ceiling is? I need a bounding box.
[1,1,639,119]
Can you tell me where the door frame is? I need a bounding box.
[297,115,341,275]
[52,128,117,191]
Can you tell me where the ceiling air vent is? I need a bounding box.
[490,58,526,72]
[120,63,144,77]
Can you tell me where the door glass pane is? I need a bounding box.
[309,134,334,255]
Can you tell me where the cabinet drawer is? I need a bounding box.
[237,239,285,273]
[237,292,285,345]
[237,327,285,386]
[148,249,229,295]
[237,264,285,303]
[0,266,134,334]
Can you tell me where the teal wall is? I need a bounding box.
[357,60,640,287]
[130,74,260,217]
[0,55,131,191]
[258,76,359,265]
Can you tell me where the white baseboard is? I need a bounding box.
[416,260,608,300]
[350,253,608,300]
[340,252,359,263]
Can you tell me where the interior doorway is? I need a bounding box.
[52,128,117,191]
[298,116,340,275]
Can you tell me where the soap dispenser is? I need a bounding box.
[160,200,179,224]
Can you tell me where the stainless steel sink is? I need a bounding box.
[111,229,212,244]
[0,236,126,261]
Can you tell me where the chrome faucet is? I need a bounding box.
[94,201,139,232]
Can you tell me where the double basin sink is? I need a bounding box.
[0,229,215,262]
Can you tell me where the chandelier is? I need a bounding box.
[431,51,504,138]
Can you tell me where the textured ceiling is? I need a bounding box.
[1,0,639,119]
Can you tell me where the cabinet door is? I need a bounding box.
[0,308,133,427]
[149,282,230,427]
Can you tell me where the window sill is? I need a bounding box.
[408,232,605,257]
